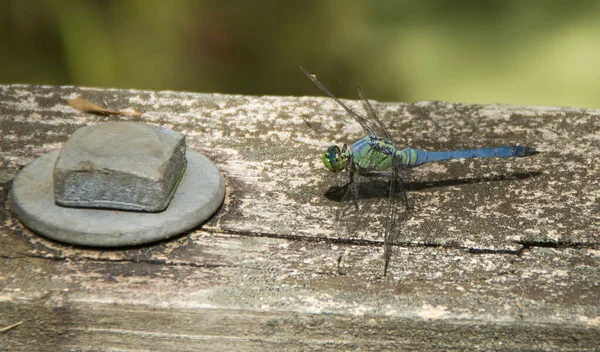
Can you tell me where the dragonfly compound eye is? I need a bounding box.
[321,152,333,171]
[321,145,346,172]
[322,145,345,173]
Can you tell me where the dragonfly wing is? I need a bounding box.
[336,176,361,234]
[301,67,376,136]
[355,85,408,275]
[383,155,409,276]
[340,145,407,276]
[355,84,392,141]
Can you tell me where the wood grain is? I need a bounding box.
[1,84,599,350]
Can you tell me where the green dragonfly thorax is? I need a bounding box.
[322,144,352,173]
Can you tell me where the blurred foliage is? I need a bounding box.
[1,0,600,108]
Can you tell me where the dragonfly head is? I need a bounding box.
[322,144,347,173]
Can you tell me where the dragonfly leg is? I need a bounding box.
[400,185,413,209]
[348,171,360,211]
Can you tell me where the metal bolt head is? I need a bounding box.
[53,122,186,212]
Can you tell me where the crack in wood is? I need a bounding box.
[16,252,230,269]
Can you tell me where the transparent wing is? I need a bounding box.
[383,155,409,276]
[356,84,392,141]
[336,174,362,235]
[355,84,407,275]
[301,66,376,137]
[335,147,384,234]
[336,171,391,243]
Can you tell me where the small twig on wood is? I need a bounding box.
[67,98,143,117]
[0,321,23,333]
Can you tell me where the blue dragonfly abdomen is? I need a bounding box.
[351,135,537,171]
[399,146,537,168]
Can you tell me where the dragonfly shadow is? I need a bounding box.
[324,171,543,202]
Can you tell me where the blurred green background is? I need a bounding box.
[2,0,599,108]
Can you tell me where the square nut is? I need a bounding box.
[53,122,186,212]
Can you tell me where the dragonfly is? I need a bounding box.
[301,67,537,276]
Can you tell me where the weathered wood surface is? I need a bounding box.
[0,84,599,351]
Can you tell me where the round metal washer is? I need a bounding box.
[10,149,225,247]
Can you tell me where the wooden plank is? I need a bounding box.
[1,234,599,350]
[1,84,599,350]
